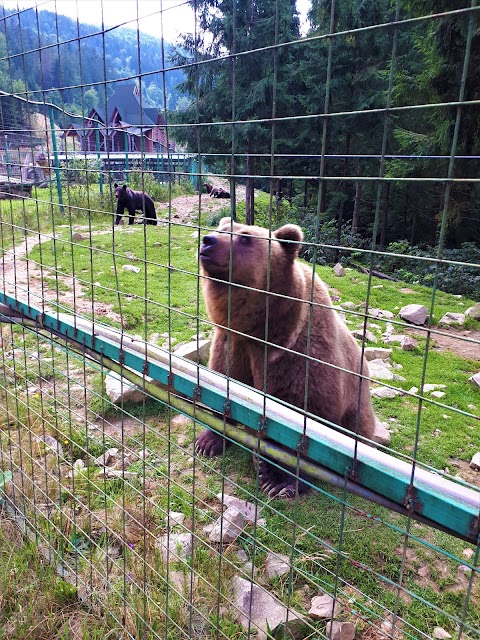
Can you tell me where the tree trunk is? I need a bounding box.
[335,181,345,263]
[410,209,417,246]
[351,179,362,235]
[379,182,391,251]
[245,139,255,225]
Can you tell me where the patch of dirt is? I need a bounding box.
[448,458,480,487]
[425,327,480,361]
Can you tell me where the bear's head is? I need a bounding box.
[114,183,128,202]
[200,217,303,289]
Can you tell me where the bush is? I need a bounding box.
[61,158,101,185]
[129,171,195,202]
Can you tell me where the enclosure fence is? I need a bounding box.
[0,1,479,639]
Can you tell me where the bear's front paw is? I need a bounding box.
[195,429,227,457]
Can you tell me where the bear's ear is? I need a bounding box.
[274,224,303,256]
[114,183,118,188]
[122,184,128,190]
[217,217,238,231]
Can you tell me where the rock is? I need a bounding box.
[209,507,245,543]
[399,304,428,325]
[170,413,191,428]
[105,371,146,404]
[469,372,480,388]
[166,511,186,527]
[66,459,85,478]
[431,391,445,399]
[333,263,345,276]
[462,548,475,559]
[364,347,392,361]
[351,329,377,343]
[469,453,480,471]
[368,359,395,381]
[369,308,394,319]
[433,628,452,640]
[341,301,356,310]
[383,334,408,344]
[41,435,64,458]
[400,336,418,351]
[371,416,391,446]
[216,494,262,523]
[122,264,141,273]
[264,553,290,580]
[371,386,398,399]
[237,550,249,562]
[423,384,446,393]
[71,232,84,241]
[94,447,119,467]
[170,570,198,595]
[308,594,342,619]
[325,621,356,640]
[156,533,193,563]
[174,339,211,362]
[232,576,299,639]
[465,303,480,320]
[439,312,465,326]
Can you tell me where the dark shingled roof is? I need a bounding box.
[106,84,157,127]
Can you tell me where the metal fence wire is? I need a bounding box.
[0,1,479,639]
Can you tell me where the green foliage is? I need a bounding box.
[128,171,195,202]
[61,158,101,185]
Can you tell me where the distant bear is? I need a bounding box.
[197,217,377,497]
[203,183,214,194]
[210,187,230,199]
[114,183,157,225]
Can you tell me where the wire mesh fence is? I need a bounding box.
[0,1,479,639]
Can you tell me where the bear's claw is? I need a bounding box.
[195,429,227,457]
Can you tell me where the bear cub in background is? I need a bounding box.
[114,183,157,225]
[197,217,378,498]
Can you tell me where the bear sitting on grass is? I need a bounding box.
[114,183,157,226]
[197,217,378,497]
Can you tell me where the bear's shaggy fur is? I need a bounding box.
[210,187,230,199]
[197,217,377,497]
[114,183,157,225]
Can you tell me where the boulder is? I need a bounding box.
[465,303,480,320]
[174,339,211,362]
[364,347,392,361]
[469,372,480,388]
[105,371,146,404]
[308,594,342,619]
[333,263,345,276]
[264,553,290,580]
[209,507,245,543]
[439,312,465,326]
[369,308,394,319]
[122,264,141,273]
[216,494,262,523]
[433,628,452,640]
[325,621,356,640]
[469,453,480,471]
[372,417,392,446]
[400,336,418,351]
[156,533,193,564]
[371,386,398,399]
[232,576,299,639]
[399,304,428,325]
[351,329,377,343]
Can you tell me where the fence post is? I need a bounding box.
[49,107,64,214]
[4,135,10,179]
[124,131,129,184]
[95,122,103,194]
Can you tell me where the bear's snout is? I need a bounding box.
[202,234,218,247]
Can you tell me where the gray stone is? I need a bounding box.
[122,264,141,273]
[431,391,445,399]
[325,621,356,640]
[333,263,345,276]
[433,628,452,640]
[439,312,465,326]
[264,553,290,580]
[341,301,356,310]
[371,417,392,446]
[156,533,193,563]
[174,339,211,362]
[364,347,392,361]
[383,334,408,344]
[166,511,186,527]
[399,304,428,325]
[351,329,377,343]
[371,386,398,399]
[469,372,480,388]
[400,336,418,351]
[105,371,146,404]
[368,359,395,381]
[369,308,394,320]
[424,384,446,393]
[469,453,480,471]
[308,594,342,619]
[71,232,84,241]
[216,494,262,523]
[170,570,198,595]
[209,507,245,543]
[94,447,119,467]
[465,303,480,320]
[232,576,299,639]
[41,435,64,458]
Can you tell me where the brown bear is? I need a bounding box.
[197,217,377,498]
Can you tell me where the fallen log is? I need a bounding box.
[349,261,397,281]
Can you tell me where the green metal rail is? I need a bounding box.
[1,291,479,544]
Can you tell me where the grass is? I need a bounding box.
[1,199,479,640]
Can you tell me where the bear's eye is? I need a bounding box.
[239,234,251,244]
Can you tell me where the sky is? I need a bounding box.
[2,0,311,42]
